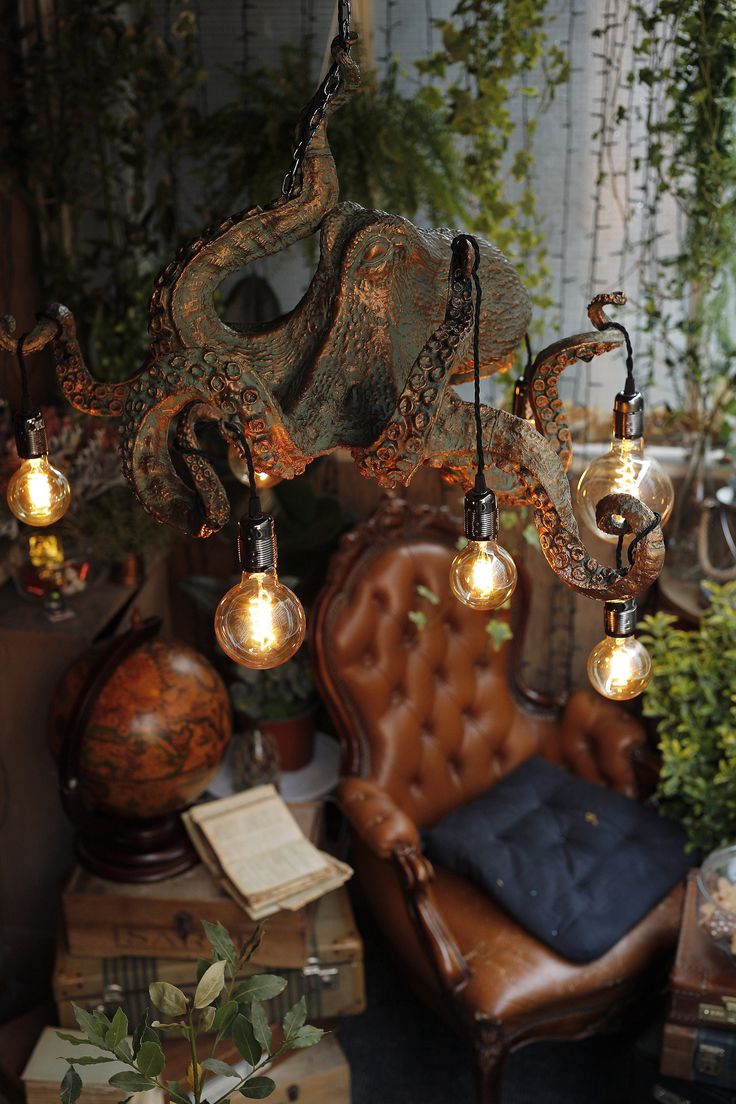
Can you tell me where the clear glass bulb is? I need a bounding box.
[7,455,71,527]
[449,539,518,610]
[214,568,306,669]
[577,436,674,542]
[587,634,652,701]
[227,446,280,489]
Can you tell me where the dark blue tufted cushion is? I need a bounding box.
[422,756,691,963]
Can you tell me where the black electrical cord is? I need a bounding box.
[16,332,31,414]
[608,321,636,396]
[175,418,263,519]
[450,233,485,493]
[628,510,660,566]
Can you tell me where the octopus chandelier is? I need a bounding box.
[0,2,665,697]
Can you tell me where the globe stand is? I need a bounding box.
[74,811,197,883]
[57,616,202,884]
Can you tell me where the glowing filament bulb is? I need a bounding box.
[587,600,652,701]
[7,454,71,527]
[450,487,518,611]
[577,384,674,542]
[450,539,518,610]
[245,579,278,651]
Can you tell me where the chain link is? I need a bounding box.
[281,0,352,198]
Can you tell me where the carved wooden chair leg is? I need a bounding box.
[473,1018,507,1104]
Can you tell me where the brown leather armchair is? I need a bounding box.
[311,500,684,1102]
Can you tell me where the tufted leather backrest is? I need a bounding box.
[312,502,560,828]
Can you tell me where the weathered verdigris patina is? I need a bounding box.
[0,42,663,600]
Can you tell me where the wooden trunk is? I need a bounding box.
[61,804,322,965]
[54,885,365,1027]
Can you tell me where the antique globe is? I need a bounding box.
[49,617,232,880]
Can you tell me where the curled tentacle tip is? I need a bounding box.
[594,492,662,543]
[587,291,628,331]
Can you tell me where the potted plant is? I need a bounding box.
[229,649,318,773]
[639,581,736,854]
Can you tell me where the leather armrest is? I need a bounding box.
[338,777,469,994]
[338,776,421,858]
[558,689,648,798]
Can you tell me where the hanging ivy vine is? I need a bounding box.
[416,0,570,316]
[622,1,736,446]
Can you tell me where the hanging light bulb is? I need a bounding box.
[6,335,71,527]
[450,486,517,610]
[7,405,71,529]
[215,428,304,669]
[447,234,518,611]
[577,325,674,543]
[227,445,280,489]
[215,514,305,669]
[587,598,652,701]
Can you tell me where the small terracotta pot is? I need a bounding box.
[259,708,317,771]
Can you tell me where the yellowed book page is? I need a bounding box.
[188,787,331,901]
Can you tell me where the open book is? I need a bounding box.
[182,786,352,920]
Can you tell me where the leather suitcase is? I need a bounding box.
[669,871,736,1033]
[662,1023,736,1089]
[62,804,320,966]
[631,1019,736,1104]
[54,886,364,1027]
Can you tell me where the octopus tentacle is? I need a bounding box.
[425,392,664,599]
[355,262,474,486]
[2,303,140,416]
[153,39,359,357]
[173,401,231,534]
[528,329,624,471]
[123,386,223,538]
[0,311,57,355]
[587,289,627,331]
[48,304,135,416]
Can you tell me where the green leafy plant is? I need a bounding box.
[417,0,570,315]
[639,581,736,853]
[58,921,323,1104]
[209,48,466,234]
[617,2,736,448]
[1,0,213,383]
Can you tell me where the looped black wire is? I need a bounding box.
[628,511,660,566]
[16,332,32,414]
[174,419,263,519]
[448,234,485,490]
[608,321,636,396]
[224,421,262,518]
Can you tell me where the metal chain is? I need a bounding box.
[281,0,352,198]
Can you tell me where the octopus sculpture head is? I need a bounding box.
[0,39,663,603]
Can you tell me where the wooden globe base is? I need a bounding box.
[74,812,198,883]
